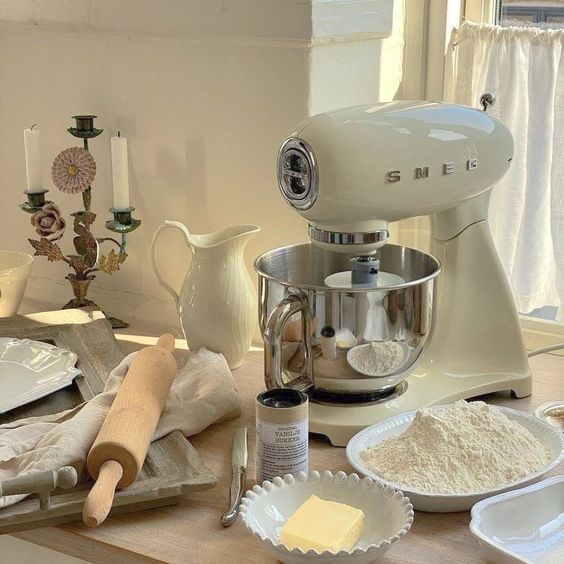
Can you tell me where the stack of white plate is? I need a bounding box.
[0,337,80,413]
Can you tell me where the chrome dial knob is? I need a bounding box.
[277,137,318,210]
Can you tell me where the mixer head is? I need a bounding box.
[277,137,389,255]
[277,101,514,255]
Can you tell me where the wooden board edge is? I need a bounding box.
[15,527,162,563]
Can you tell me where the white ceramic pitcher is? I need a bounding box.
[151,221,260,369]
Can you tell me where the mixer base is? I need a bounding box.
[309,381,407,405]
[309,370,533,447]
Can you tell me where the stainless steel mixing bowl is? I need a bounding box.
[255,243,441,403]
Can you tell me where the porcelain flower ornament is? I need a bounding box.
[51,147,96,194]
[31,203,66,241]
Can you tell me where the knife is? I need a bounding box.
[221,427,248,527]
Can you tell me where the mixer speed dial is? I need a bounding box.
[277,137,318,210]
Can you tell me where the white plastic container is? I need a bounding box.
[470,476,564,563]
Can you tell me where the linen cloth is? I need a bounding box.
[448,21,564,318]
[0,348,241,508]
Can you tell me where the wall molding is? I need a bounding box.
[0,0,394,47]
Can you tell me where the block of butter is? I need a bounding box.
[280,495,365,553]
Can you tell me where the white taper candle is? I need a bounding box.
[24,125,43,193]
[111,132,130,210]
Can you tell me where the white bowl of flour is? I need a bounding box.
[346,401,564,513]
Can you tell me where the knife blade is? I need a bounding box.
[221,427,248,527]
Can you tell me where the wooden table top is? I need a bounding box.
[15,332,564,564]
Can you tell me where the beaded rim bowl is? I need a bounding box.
[239,470,414,563]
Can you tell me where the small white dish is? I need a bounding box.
[239,470,413,563]
[470,476,564,564]
[535,401,564,432]
[0,337,81,413]
[346,405,564,512]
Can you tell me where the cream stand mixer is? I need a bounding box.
[255,98,532,446]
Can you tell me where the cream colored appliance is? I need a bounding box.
[255,99,532,446]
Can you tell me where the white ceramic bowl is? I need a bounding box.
[346,405,564,512]
[0,251,33,317]
[535,401,564,432]
[470,476,564,563]
[239,470,414,564]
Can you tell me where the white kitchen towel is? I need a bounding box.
[0,348,241,508]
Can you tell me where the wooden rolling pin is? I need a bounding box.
[82,333,177,527]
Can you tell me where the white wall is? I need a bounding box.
[0,0,403,330]
[310,0,404,113]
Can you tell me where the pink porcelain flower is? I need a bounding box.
[51,147,96,194]
[31,203,66,241]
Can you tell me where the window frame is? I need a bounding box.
[464,0,498,23]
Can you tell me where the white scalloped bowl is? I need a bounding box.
[239,471,414,564]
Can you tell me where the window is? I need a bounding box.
[492,1,564,323]
[499,0,564,26]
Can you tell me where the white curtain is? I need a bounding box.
[448,21,564,319]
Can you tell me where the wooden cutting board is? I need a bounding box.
[0,309,217,534]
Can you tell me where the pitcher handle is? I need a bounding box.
[151,220,192,309]
[263,293,313,392]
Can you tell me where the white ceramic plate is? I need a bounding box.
[239,470,414,564]
[0,337,81,413]
[470,476,564,564]
[346,405,564,512]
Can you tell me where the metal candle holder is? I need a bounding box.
[20,189,53,213]
[20,115,141,329]
[105,207,142,254]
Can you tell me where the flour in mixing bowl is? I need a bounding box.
[360,400,551,494]
[348,341,405,375]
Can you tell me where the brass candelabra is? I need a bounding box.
[20,115,140,328]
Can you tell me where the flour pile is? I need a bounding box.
[360,400,551,494]
[348,341,405,375]
[538,545,564,564]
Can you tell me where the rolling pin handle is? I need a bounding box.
[83,460,124,527]
[156,333,175,354]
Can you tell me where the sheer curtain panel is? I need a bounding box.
[450,21,564,319]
